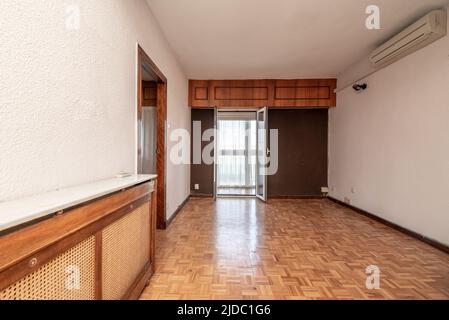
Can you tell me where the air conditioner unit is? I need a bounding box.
[369,10,447,68]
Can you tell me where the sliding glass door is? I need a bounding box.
[256,107,268,202]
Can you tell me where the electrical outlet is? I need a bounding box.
[194,184,200,190]
[351,187,356,194]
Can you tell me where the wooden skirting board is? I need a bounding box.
[166,196,191,228]
[137,45,167,231]
[190,194,324,199]
[328,197,449,255]
[268,195,325,199]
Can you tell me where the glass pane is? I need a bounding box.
[141,107,157,174]
[217,119,256,196]
[256,110,266,200]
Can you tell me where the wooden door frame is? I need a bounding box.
[137,44,167,229]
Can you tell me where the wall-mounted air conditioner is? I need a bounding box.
[369,9,447,68]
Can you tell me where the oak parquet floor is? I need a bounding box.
[140,198,449,300]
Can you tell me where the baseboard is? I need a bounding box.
[268,195,325,199]
[190,194,325,199]
[190,193,213,198]
[166,195,190,227]
[124,261,153,300]
[328,197,449,255]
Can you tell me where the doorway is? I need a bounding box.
[216,111,257,197]
[137,45,168,229]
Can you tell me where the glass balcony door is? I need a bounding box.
[216,112,256,196]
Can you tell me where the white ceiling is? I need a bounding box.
[146,0,449,79]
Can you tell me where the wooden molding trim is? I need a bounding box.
[138,46,167,83]
[328,197,449,255]
[189,79,337,108]
[166,196,190,227]
[268,195,326,200]
[190,193,214,198]
[137,45,167,230]
[190,195,325,200]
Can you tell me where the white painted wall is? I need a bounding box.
[329,11,449,246]
[0,0,190,219]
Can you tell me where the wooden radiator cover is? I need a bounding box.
[0,181,156,300]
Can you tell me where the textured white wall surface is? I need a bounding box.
[329,14,449,246]
[0,0,190,218]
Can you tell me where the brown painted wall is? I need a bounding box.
[190,109,328,197]
[268,109,328,196]
[190,109,214,196]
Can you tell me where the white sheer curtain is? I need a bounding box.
[217,120,256,188]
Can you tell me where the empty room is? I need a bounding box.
[1,0,449,309]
